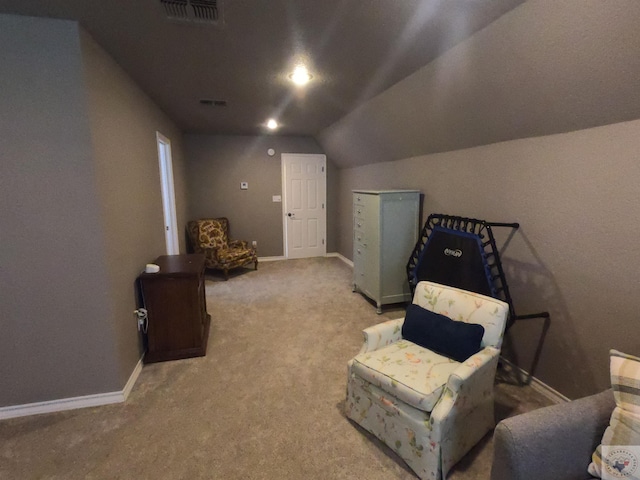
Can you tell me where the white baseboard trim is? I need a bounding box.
[0,357,144,420]
[327,252,353,267]
[258,256,286,262]
[500,356,569,404]
[122,356,144,400]
[259,254,353,265]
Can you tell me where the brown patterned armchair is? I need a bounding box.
[187,218,258,280]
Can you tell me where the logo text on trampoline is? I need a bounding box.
[444,248,463,258]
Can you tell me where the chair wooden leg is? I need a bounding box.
[223,268,229,280]
[254,260,258,270]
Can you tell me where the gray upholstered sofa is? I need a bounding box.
[491,389,615,480]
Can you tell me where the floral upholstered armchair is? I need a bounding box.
[187,218,257,280]
[346,281,509,480]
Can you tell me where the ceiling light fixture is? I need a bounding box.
[289,65,312,86]
[267,119,279,130]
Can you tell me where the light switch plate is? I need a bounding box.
[240,182,248,190]
[272,195,282,202]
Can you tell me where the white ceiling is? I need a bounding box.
[0,0,525,136]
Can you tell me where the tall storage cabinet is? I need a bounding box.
[353,190,420,313]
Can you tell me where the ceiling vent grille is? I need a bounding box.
[199,99,227,107]
[160,0,220,24]
[191,0,218,22]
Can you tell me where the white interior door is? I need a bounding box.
[282,153,326,259]
[156,132,179,255]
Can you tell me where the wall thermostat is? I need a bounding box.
[267,148,275,157]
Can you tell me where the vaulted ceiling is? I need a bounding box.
[2,1,640,169]
[319,1,640,166]
[0,0,525,136]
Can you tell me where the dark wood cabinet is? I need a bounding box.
[138,254,211,363]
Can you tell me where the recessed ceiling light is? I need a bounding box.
[267,119,278,130]
[289,65,312,86]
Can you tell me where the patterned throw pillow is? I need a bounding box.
[588,350,640,478]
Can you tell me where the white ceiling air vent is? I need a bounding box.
[160,0,220,24]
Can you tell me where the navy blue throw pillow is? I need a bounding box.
[401,303,485,362]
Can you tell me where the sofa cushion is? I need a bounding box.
[217,246,255,264]
[588,349,640,478]
[350,339,460,412]
[402,303,485,362]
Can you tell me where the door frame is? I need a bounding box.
[156,132,179,255]
[281,153,327,259]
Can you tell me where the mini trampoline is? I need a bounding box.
[406,213,549,330]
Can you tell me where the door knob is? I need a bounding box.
[287,213,295,217]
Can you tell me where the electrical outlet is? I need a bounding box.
[252,240,257,248]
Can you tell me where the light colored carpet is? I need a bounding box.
[0,257,551,479]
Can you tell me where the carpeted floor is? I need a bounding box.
[0,257,551,479]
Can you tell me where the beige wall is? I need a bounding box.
[185,134,335,256]
[336,119,640,399]
[0,15,120,406]
[80,31,189,385]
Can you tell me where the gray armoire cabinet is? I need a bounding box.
[352,189,420,313]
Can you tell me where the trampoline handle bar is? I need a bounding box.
[486,222,520,229]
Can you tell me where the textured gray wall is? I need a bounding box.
[0,15,120,406]
[335,119,640,399]
[319,0,640,168]
[184,134,334,257]
[80,30,189,386]
[0,14,189,408]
